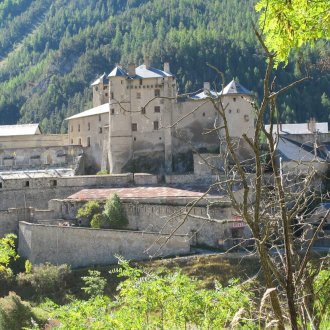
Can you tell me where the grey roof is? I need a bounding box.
[66,103,109,120]
[220,80,253,95]
[108,66,127,78]
[0,123,41,136]
[190,90,218,100]
[108,64,173,79]
[265,123,328,135]
[91,73,108,86]
[134,64,172,78]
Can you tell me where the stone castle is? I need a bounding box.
[66,61,255,174]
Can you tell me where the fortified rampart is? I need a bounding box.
[18,221,190,268]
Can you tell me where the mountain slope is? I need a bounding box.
[0,0,329,133]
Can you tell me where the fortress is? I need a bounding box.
[66,61,255,174]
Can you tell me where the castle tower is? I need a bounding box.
[91,73,109,107]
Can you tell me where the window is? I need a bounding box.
[132,123,137,131]
[70,125,73,132]
[137,92,141,99]
[99,127,103,133]
[244,114,249,121]
[237,109,240,113]
[202,112,205,117]
[233,97,236,102]
[111,108,115,115]
[139,79,143,85]
[99,114,101,121]
[134,137,137,141]
[154,106,160,113]
[88,122,90,131]
[78,124,80,132]
[105,93,108,97]
[70,139,73,144]
[154,89,160,97]
[25,181,30,187]
[141,107,146,115]
[78,138,82,145]
[87,137,91,147]
[0,182,2,188]
[110,92,114,99]
[103,86,107,90]
[160,99,164,104]
[154,121,159,130]
[51,180,57,187]
[228,109,232,113]
[95,86,98,91]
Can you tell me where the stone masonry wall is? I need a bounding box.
[18,222,190,268]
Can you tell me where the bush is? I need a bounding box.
[103,194,128,229]
[81,270,107,298]
[96,170,109,175]
[17,263,71,301]
[90,213,109,229]
[0,292,34,330]
[77,201,101,226]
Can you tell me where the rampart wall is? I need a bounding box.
[18,222,190,268]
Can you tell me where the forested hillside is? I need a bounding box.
[0,0,329,133]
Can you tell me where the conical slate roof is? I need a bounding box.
[108,66,127,77]
[91,73,108,86]
[220,79,253,95]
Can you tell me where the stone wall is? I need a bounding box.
[0,208,31,237]
[48,198,239,248]
[18,222,190,268]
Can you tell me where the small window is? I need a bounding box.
[0,182,2,188]
[132,123,137,131]
[25,181,30,187]
[110,92,114,99]
[154,121,159,130]
[88,122,90,131]
[159,137,162,140]
[228,109,232,113]
[134,137,137,141]
[95,86,99,91]
[137,92,141,99]
[155,89,160,97]
[87,137,91,147]
[154,106,160,113]
[141,107,146,115]
[105,93,108,97]
[103,86,107,90]
[233,97,236,102]
[99,127,103,133]
[244,114,249,121]
[78,124,80,132]
[70,125,73,132]
[51,180,57,187]
[111,108,115,115]
[78,138,82,145]
[237,109,240,113]
[99,114,101,121]
[139,79,143,85]
[121,80,123,85]
[70,139,73,144]
[202,112,205,117]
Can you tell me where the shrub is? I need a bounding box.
[76,201,101,226]
[103,194,128,229]
[17,263,71,300]
[90,213,109,229]
[96,170,109,175]
[0,292,34,330]
[81,270,107,298]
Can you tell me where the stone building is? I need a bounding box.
[66,62,255,173]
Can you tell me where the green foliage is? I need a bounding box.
[0,291,35,330]
[24,260,32,274]
[90,213,108,229]
[0,234,18,278]
[76,200,101,225]
[103,194,128,229]
[314,268,330,326]
[96,169,109,175]
[51,258,254,329]
[256,0,330,66]
[81,270,107,298]
[17,263,71,300]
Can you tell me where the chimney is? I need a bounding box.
[163,62,170,73]
[203,82,210,91]
[128,63,135,76]
[144,56,150,69]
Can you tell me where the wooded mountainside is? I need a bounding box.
[0,0,329,133]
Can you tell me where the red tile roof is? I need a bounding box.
[67,187,207,200]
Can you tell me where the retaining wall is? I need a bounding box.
[18,222,190,268]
